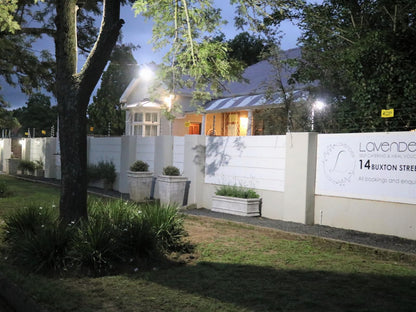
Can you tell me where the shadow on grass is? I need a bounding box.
[141,261,416,312]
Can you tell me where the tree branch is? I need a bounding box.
[20,27,56,37]
[77,0,124,105]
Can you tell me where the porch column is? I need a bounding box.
[125,111,132,135]
[247,110,253,136]
[201,114,206,136]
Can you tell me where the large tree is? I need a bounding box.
[2,0,301,222]
[88,43,137,136]
[13,93,57,136]
[294,0,416,132]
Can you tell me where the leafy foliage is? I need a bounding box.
[133,0,245,104]
[295,0,416,132]
[227,32,270,66]
[12,93,57,136]
[162,166,180,176]
[3,203,72,273]
[215,184,260,199]
[87,161,117,186]
[140,202,188,252]
[130,160,149,172]
[3,199,189,275]
[88,44,138,136]
[17,159,35,174]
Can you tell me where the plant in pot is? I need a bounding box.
[88,161,117,191]
[17,160,36,175]
[157,166,188,206]
[127,160,153,202]
[34,159,45,177]
[212,184,261,216]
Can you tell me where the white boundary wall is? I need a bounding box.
[204,135,286,191]
[173,136,185,173]
[0,139,11,172]
[3,132,416,240]
[315,132,416,240]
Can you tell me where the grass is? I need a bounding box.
[1,175,416,311]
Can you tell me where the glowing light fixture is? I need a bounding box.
[139,66,154,81]
[311,100,326,131]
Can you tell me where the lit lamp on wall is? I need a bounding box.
[311,100,325,131]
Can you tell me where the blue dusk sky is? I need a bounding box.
[2,1,307,109]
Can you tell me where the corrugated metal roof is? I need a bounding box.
[205,90,308,112]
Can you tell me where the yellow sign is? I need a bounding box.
[41,130,46,135]
[184,121,190,127]
[381,109,394,118]
[25,132,29,136]
[90,127,94,132]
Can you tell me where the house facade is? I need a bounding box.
[121,48,309,137]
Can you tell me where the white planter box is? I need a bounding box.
[127,171,153,202]
[157,175,188,206]
[212,195,261,217]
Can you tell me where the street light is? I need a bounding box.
[311,100,325,131]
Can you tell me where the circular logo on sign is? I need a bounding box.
[322,143,356,186]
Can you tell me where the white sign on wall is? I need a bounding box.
[316,132,416,204]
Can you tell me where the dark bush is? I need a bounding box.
[162,166,180,176]
[130,160,149,172]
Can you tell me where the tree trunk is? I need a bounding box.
[54,0,123,223]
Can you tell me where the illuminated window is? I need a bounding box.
[132,110,160,137]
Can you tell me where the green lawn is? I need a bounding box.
[0,175,416,312]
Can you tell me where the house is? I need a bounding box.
[120,48,309,137]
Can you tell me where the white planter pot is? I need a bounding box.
[34,169,45,178]
[127,171,153,202]
[212,195,261,217]
[157,175,188,206]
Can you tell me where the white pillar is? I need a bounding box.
[247,110,253,136]
[283,132,318,224]
[201,114,206,136]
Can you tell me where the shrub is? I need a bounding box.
[17,160,36,174]
[34,159,44,170]
[71,200,157,274]
[3,204,72,273]
[87,161,116,186]
[162,166,180,176]
[140,203,188,252]
[130,160,149,172]
[3,199,189,276]
[215,185,260,199]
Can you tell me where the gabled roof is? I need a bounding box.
[120,48,306,113]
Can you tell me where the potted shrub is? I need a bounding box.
[212,185,261,216]
[6,157,20,175]
[34,159,45,177]
[127,160,153,202]
[157,166,188,206]
[17,160,36,175]
[88,161,117,191]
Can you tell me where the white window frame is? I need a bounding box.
[132,110,160,137]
